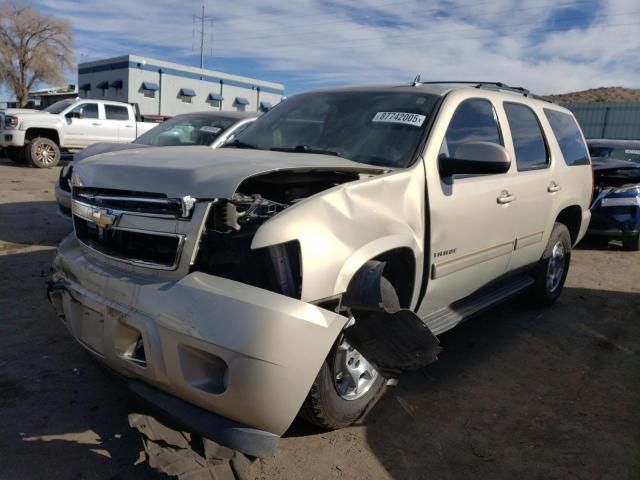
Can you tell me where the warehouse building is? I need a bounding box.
[78,54,284,117]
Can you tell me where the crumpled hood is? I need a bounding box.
[72,146,389,199]
[591,157,640,171]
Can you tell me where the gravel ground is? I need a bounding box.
[0,157,639,480]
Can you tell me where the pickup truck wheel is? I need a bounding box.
[530,223,572,306]
[25,137,60,168]
[299,278,398,429]
[5,146,26,164]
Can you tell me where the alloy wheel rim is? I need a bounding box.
[332,337,378,401]
[35,143,56,165]
[546,241,566,293]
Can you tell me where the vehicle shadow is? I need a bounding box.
[574,236,626,252]
[359,287,640,479]
[0,248,167,479]
[0,157,71,168]
[0,200,72,248]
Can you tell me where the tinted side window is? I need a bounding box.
[442,99,502,158]
[70,103,98,119]
[544,109,590,166]
[105,105,130,121]
[504,103,548,171]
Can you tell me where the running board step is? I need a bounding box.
[422,275,535,335]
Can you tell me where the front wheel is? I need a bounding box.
[529,223,572,306]
[25,137,60,168]
[300,277,399,429]
[299,334,385,430]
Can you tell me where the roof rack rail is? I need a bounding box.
[413,80,553,103]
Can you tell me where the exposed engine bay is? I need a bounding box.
[192,169,375,298]
[592,161,640,192]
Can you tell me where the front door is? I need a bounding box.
[64,102,101,148]
[418,97,518,330]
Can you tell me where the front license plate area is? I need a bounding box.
[68,297,105,355]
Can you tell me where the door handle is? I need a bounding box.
[92,122,102,126]
[547,181,561,193]
[124,125,134,128]
[497,190,516,204]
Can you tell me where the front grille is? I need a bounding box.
[73,187,193,218]
[72,193,188,270]
[74,215,183,269]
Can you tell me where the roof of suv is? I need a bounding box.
[297,81,555,107]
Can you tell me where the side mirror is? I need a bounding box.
[439,141,511,177]
[67,111,83,119]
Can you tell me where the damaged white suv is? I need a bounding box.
[49,81,592,457]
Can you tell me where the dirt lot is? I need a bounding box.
[1,156,639,480]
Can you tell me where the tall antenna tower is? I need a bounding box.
[193,5,214,69]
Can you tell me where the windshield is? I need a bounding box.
[44,99,76,114]
[227,90,439,167]
[589,145,640,164]
[134,113,238,146]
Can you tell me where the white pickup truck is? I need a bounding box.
[0,99,158,168]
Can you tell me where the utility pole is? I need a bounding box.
[193,6,214,69]
[199,5,205,68]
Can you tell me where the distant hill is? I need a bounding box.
[547,87,640,104]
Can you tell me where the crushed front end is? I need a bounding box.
[48,149,386,456]
[588,158,640,248]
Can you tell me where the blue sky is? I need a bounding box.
[2,0,640,100]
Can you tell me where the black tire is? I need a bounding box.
[25,137,60,168]
[5,146,26,164]
[299,278,397,430]
[622,232,640,251]
[529,223,572,306]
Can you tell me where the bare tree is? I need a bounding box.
[0,2,74,107]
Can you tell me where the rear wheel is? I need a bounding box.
[529,223,572,306]
[622,232,640,251]
[25,137,60,168]
[299,278,398,429]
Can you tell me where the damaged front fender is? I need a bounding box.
[251,164,427,305]
[341,260,441,378]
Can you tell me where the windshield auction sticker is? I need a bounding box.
[372,112,426,127]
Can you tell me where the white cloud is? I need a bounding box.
[32,0,640,95]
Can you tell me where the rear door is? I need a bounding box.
[419,97,518,329]
[501,102,557,271]
[104,104,134,143]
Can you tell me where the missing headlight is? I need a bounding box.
[192,196,301,298]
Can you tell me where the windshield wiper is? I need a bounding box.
[270,145,344,157]
[224,139,261,149]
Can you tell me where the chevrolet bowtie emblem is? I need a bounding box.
[91,208,118,229]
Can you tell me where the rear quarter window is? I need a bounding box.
[543,109,590,166]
